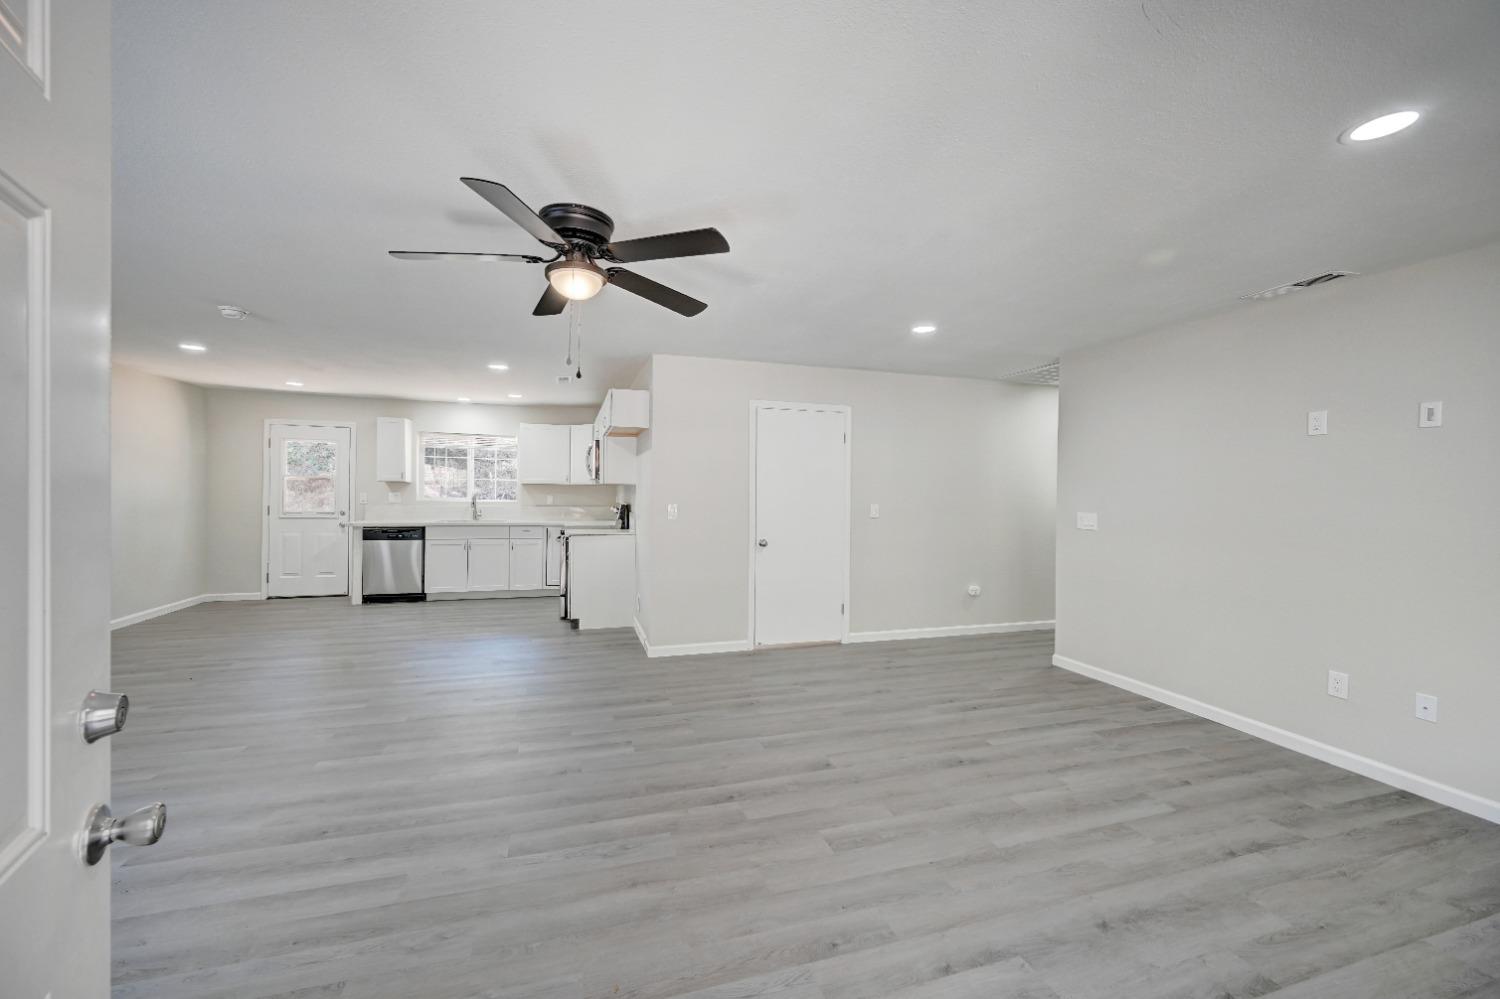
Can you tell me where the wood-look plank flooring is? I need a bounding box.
[111,598,1500,998]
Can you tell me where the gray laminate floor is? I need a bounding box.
[111,598,1500,999]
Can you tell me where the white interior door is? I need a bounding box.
[753,404,848,646]
[1,2,117,994]
[266,423,352,597]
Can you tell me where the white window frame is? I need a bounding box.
[418,431,519,503]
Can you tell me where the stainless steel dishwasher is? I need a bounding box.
[362,526,425,601]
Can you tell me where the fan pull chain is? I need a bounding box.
[574,303,584,380]
[565,305,577,367]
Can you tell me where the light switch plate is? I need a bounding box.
[358,492,368,504]
[1415,693,1438,722]
[1419,401,1443,428]
[1307,410,1328,436]
[666,503,678,520]
[869,503,880,519]
[1327,670,1349,700]
[1076,512,1098,531]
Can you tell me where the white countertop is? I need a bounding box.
[351,518,627,530]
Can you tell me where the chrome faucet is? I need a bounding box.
[470,493,481,521]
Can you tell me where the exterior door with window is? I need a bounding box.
[266,422,352,597]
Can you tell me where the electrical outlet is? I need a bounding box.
[869,503,880,519]
[358,492,368,505]
[1415,693,1438,722]
[666,503,678,520]
[1418,401,1443,428]
[1076,512,1098,531]
[1307,410,1328,436]
[387,491,400,503]
[1327,670,1349,700]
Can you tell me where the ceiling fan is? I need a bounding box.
[390,177,729,317]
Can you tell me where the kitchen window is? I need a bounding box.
[419,432,518,502]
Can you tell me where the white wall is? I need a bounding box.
[201,387,611,595]
[636,354,1058,649]
[1056,239,1500,812]
[111,365,209,622]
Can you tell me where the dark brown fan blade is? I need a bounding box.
[460,178,569,249]
[604,227,729,263]
[606,268,707,317]
[389,251,545,263]
[533,284,568,316]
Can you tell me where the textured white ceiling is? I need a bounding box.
[112,1,1500,403]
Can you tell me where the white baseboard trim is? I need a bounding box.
[111,591,264,630]
[1052,653,1500,825]
[847,620,1055,644]
[110,594,203,630]
[634,619,753,658]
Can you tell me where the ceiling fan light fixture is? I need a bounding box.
[545,258,606,301]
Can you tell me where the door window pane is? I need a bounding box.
[282,439,337,514]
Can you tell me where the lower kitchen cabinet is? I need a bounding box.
[466,538,511,592]
[424,539,470,593]
[508,538,546,589]
[423,526,556,594]
[545,528,563,587]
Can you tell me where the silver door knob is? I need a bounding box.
[80,690,129,743]
[82,802,166,866]
[757,538,768,548]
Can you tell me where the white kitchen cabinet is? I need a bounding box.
[375,417,413,482]
[569,424,592,483]
[424,539,469,593]
[509,538,546,589]
[595,389,650,437]
[518,423,572,484]
[545,528,563,586]
[466,538,511,592]
[564,533,636,629]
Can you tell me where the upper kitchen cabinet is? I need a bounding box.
[594,389,650,438]
[375,417,413,482]
[518,423,572,483]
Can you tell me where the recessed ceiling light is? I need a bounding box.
[507,393,523,399]
[216,305,248,320]
[285,380,304,387]
[487,363,509,371]
[911,324,937,335]
[456,397,471,404]
[1342,110,1420,143]
[178,343,206,352]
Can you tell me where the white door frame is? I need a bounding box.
[746,400,852,647]
[260,419,358,598]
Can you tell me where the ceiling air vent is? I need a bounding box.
[1001,360,1060,386]
[1240,271,1358,302]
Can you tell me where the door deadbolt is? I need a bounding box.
[82,802,166,865]
[80,690,129,743]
